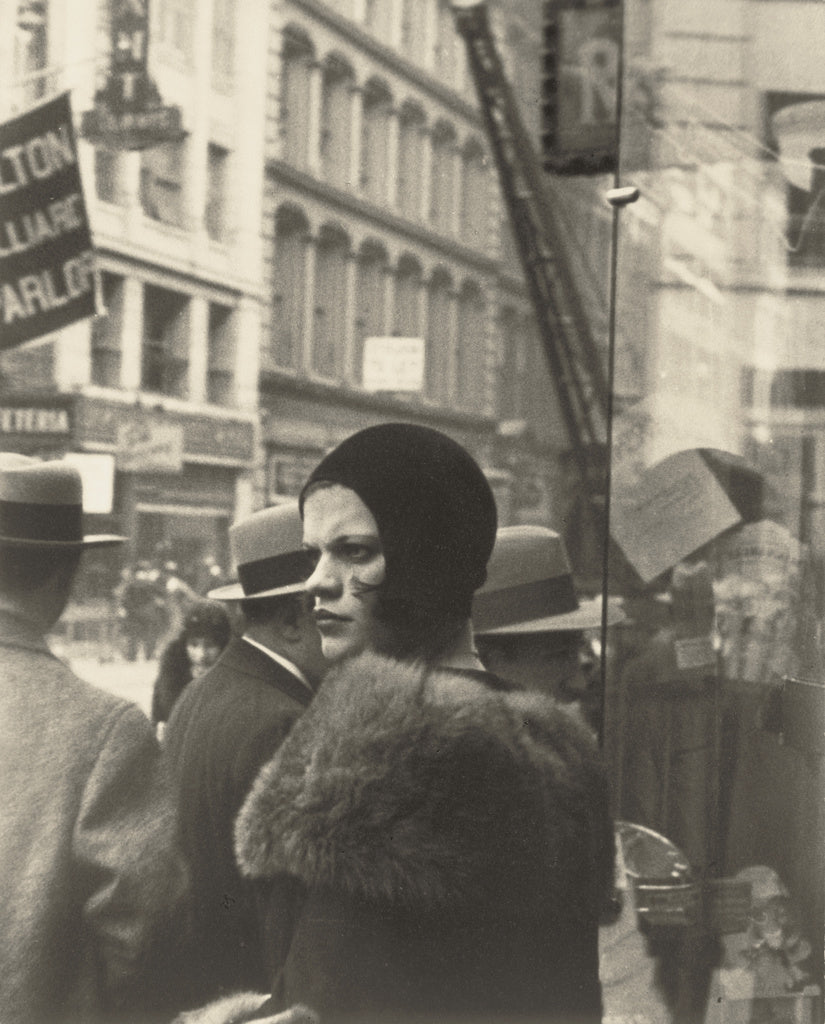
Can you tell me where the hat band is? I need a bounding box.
[473,574,579,633]
[237,549,311,596]
[0,498,82,543]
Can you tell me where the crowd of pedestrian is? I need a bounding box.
[0,426,627,1024]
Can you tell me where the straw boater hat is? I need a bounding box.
[0,454,124,548]
[472,525,625,635]
[208,501,310,602]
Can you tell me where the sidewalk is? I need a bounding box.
[67,653,157,718]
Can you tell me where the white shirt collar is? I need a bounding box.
[242,635,314,694]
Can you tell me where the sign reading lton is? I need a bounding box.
[0,92,95,350]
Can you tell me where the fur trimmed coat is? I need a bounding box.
[232,652,614,1024]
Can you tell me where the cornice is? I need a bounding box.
[267,158,501,274]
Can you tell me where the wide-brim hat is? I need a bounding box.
[0,454,125,548]
[472,525,626,635]
[208,501,310,602]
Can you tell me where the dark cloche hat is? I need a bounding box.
[300,422,497,618]
[182,599,232,647]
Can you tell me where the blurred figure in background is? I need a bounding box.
[0,455,190,1024]
[157,559,200,653]
[116,558,166,660]
[151,599,233,733]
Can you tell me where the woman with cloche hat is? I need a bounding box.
[182,424,614,1024]
[150,598,232,732]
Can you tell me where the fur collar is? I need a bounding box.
[235,651,605,909]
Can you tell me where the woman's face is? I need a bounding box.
[302,484,386,663]
[186,637,223,677]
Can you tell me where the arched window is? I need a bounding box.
[320,55,354,188]
[394,255,422,338]
[429,121,457,234]
[354,241,388,385]
[271,205,309,371]
[460,139,488,248]
[457,280,487,410]
[281,28,314,169]
[313,225,350,379]
[426,268,453,403]
[396,103,426,220]
[360,79,393,205]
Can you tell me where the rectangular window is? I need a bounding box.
[95,148,119,204]
[154,0,193,63]
[205,144,229,242]
[207,303,235,405]
[211,0,236,88]
[91,273,123,388]
[140,141,185,227]
[142,285,188,398]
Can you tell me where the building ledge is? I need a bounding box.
[259,366,495,432]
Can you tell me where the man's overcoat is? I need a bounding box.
[234,651,615,1024]
[0,613,190,1024]
[164,637,313,1006]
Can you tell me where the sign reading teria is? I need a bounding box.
[0,93,95,350]
[0,395,73,437]
[362,336,425,393]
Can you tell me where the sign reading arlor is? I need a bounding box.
[0,92,95,350]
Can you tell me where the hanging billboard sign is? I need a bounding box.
[542,0,621,175]
[0,92,96,351]
[81,0,185,151]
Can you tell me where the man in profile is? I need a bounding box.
[0,454,190,1024]
[164,501,328,1007]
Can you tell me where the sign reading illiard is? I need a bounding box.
[0,94,96,349]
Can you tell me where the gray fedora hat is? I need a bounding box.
[208,501,310,602]
[0,454,125,548]
[472,525,625,635]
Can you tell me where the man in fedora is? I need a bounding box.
[163,501,328,1008]
[473,527,681,1024]
[0,454,190,1024]
[473,524,625,730]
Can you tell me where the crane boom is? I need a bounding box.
[451,1,609,484]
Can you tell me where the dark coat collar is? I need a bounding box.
[215,636,313,708]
